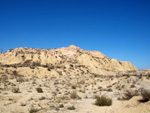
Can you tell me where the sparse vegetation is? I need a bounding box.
[130,84,135,88]
[67,106,76,110]
[70,91,81,99]
[71,85,76,89]
[32,61,40,66]
[29,107,38,113]
[16,77,25,83]
[20,102,26,106]
[95,96,112,106]
[39,96,46,100]
[12,87,20,93]
[0,48,150,113]
[55,107,60,111]
[59,104,64,108]
[36,87,43,93]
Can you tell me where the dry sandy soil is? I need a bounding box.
[0,67,150,113]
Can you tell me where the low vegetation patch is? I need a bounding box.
[130,84,135,88]
[29,107,38,113]
[71,85,76,89]
[36,87,43,93]
[12,87,21,93]
[70,91,81,99]
[59,104,64,108]
[95,96,112,106]
[67,106,76,110]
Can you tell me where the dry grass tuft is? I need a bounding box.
[95,96,112,106]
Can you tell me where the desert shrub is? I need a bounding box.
[55,107,60,111]
[29,107,38,113]
[32,61,40,66]
[54,80,59,85]
[130,84,135,88]
[13,70,18,75]
[71,85,76,89]
[1,75,8,81]
[12,87,20,93]
[36,87,43,93]
[8,82,16,86]
[39,96,46,100]
[47,66,54,71]
[107,88,113,92]
[42,65,48,68]
[70,91,81,99]
[22,60,32,67]
[98,86,102,90]
[93,90,97,94]
[107,85,112,88]
[16,77,25,83]
[57,71,62,75]
[67,106,76,110]
[141,88,150,102]
[59,104,64,108]
[95,96,112,106]
[20,102,26,106]
[47,68,51,71]
[78,80,85,84]
[30,66,35,69]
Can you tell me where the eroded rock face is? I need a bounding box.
[0,45,137,76]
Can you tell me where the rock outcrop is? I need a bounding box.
[0,45,137,76]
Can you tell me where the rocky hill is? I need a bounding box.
[1,45,150,113]
[0,45,137,76]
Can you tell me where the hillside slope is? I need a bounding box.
[0,45,137,76]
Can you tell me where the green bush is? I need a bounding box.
[95,96,112,106]
[59,104,64,108]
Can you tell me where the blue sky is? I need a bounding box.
[0,0,150,69]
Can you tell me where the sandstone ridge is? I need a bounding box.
[0,45,137,76]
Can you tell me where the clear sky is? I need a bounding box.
[0,0,150,69]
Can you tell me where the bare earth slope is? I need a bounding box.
[0,45,137,76]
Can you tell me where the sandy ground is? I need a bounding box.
[0,68,150,113]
